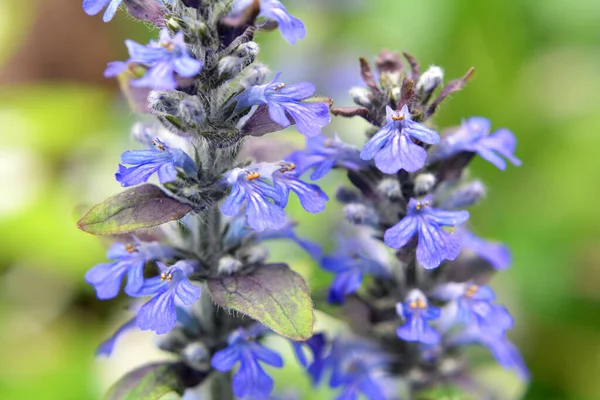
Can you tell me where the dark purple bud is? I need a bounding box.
[181,0,201,8]
[359,57,380,93]
[376,49,404,75]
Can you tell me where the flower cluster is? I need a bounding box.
[78,1,527,399]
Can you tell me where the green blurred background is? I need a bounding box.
[0,0,599,399]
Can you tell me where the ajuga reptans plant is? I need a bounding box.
[79,1,528,399]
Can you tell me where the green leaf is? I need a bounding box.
[208,264,314,341]
[77,184,192,235]
[104,362,207,400]
[416,385,474,400]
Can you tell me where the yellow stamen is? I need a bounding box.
[392,114,405,121]
[245,172,261,181]
[125,243,137,253]
[416,202,422,211]
[465,285,479,298]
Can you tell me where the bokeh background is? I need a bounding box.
[1,0,599,399]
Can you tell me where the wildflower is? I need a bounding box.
[384,196,470,269]
[435,282,513,333]
[230,0,306,44]
[211,326,284,398]
[221,164,286,232]
[458,227,512,270]
[322,234,390,303]
[115,138,198,187]
[135,260,201,334]
[85,240,175,299]
[450,325,529,381]
[396,289,441,344]
[286,134,364,181]
[290,332,326,369]
[235,73,331,138]
[272,162,328,213]
[105,30,203,89]
[432,117,521,170]
[82,0,124,22]
[360,105,440,174]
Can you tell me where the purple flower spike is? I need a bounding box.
[105,30,203,89]
[384,196,470,269]
[272,162,329,213]
[458,227,512,270]
[433,117,521,170]
[211,327,284,399]
[396,289,441,344]
[360,105,440,174]
[85,240,175,299]
[286,134,365,181]
[135,260,201,334]
[83,0,124,22]
[235,73,331,138]
[115,138,198,187]
[221,164,286,232]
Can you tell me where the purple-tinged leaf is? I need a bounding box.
[77,184,192,236]
[403,52,420,81]
[376,49,403,75]
[359,57,380,93]
[208,264,314,341]
[104,362,207,400]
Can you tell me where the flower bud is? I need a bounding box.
[414,173,436,195]
[154,330,188,353]
[241,63,271,88]
[344,203,377,225]
[350,87,372,108]
[416,66,444,94]
[182,342,211,370]
[439,180,486,209]
[178,97,206,127]
[377,178,402,199]
[218,42,260,82]
[218,256,243,275]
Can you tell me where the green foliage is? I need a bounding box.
[77,184,192,235]
[415,385,473,400]
[208,264,315,340]
[104,362,207,400]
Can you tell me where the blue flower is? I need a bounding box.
[105,30,203,89]
[82,0,123,22]
[384,196,470,269]
[396,289,441,344]
[230,0,306,44]
[322,234,390,304]
[450,326,529,381]
[97,318,137,356]
[286,134,365,181]
[135,260,201,334]
[235,73,331,138]
[458,227,512,270]
[221,164,286,232]
[360,105,440,174]
[432,117,521,170]
[290,332,326,369]
[211,326,284,398]
[435,282,513,334]
[115,138,198,187]
[85,240,175,299]
[272,162,329,213]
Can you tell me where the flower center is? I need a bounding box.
[125,243,138,253]
[272,83,286,91]
[160,41,175,52]
[409,298,427,310]
[392,114,405,121]
[415,201,430,211]
[465,284,479,298]
[245,171,261,181]
[160,271,174,282]
[279,162,296,173]
[152,139,167,151]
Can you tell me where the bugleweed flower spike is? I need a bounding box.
[78,1,527,399]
